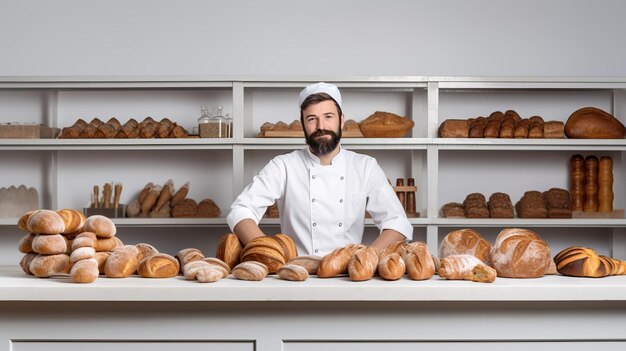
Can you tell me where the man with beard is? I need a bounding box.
[227,82,412,256]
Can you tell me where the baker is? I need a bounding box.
[226,82,413,256]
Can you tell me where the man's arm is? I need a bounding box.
[233,218,266,245]
[370,229,406,253]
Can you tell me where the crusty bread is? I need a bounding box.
[215,233,243,269]
[201,257,231,274]
[277,264,309,281]
[135,243,159,262]
[317,244,364,278]
[18,233,35,254]
[377,253,406,280]
[348,246,379,281]
[439,119,470,138]
[94,237,118,252]
[286,255,322,275]
[439,228,492,265]
[94,251,110,274]
[27,210,65,235]
[404,241,435,280]
[239,236,287,273]
[20,252,38,275]
[32,234,68,255]
[138,253,180,278]
[17,210,37,232]
[554,246,626,278]
[56,209,86,234]
[70,258,99,283]
[176,248,205,268]
[70,246,96,263]
[104,245,140,278]
[71,232,97,250]
[29,253,71,277]
[565,107,626,139]
[83,215,116,238]
[232,261,268,281]
[183,261,227,283]
[439,254,496,283]
[491,228,551,278]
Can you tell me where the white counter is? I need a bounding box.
[2,265,626,302]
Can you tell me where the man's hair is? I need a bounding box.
[299,92,343,125]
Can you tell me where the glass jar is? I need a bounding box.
[198,106,220,138]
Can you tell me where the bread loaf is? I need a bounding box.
[84,215,116,238]
[140,186,161,216]
[170,181,189,207]
[359,111,414,138]
[513,119,530,138]
[183,261,227,283]
[439,228,491,264]
[94,251,110,274]
[56,209,86,234]
[27,210,65,234]
[201,257,231,275]
[440,202,465,218]
[488,192,514,218]
[135,243,159,262]
[104,245,140,278]
[197,198,221,217]
[17,210,37,232]
[404,241,435,280]
[94,237,118,252]
[20,252,38,275]
[438,119,470,138]
[277,264,309,281]
[70,246,96,263]
[439,254,496,283]
[377,253,406,280]
[216,233,243,269]
[29,253,71,277]
[286,255,322,275]
[543,121,565,139]
[554,246,626,278]
[154,179,173,212]
[565,107,626,139]
[232,261,268,281]
[138,253,180,278]
[70,258,99,283]
[463,193,489,218]
[348,246,379,281]
[176,248,204,267]
[32,234,68,255]
[380,241,408,261]
[71,232,97,250]
[240,236,287,273]
[491,228,551,278]
[515,191,548,218]
[543,188,572,218]
[317,244,364,278]
[138,182,154,204]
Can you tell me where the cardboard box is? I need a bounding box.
[0,124,60,139]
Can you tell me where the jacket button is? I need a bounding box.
[312,198,316,203]
[312,223,317,227]
[339,199,343,203]
[314,249,318,253]
[312,175,316,179]
[340,176,344,180]
[338,223,342,227]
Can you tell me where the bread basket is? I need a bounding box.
[359,111,414,138]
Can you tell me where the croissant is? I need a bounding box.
[554,246,626,278]
[439,254,496,283]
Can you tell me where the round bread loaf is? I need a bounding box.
[176,248,204,267]
[84,215,116,238]
[286,255,322,275]
[348,246,379,281]
[19,252,38,275]
[17,210,37,232]
[439,228,492,264]
[29,253,72,277]
[94,237,118,252]
[135,243,159,262]
[70,258,99,283]
[565,107,626,139]
[232,261,268,281]
[32,234,68,255]
[491,228,551,278]
[94,251,111,274]
[277,264,309,281]
[137,253,180,278]
[70,246,96,263]
[71,232,97,250]
[377,253,406,281]
[104,245,140,278]
[27,210,65,235]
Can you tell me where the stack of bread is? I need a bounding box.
[59,117,189,139]
[441,192,514,218]
[516,188,572,218]
[257,119,362,137]
[439,110,564,138]
[17,209,124,283]
[238,234,297,274]
[126,180,221,218]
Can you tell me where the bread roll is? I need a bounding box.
[70,246,96,263]
[56,209,86,234]
[543,121,565,138]
[20,252,38,275]
[27,210,65,235]
[215,233,243,269]
[277,264,309,281]
[18,233,35,254]
[404,242,435,280]
[176,248,204,267]
[240,236,286,273]
[286,255,322,275]
[439,228,491,265]
[183,261,228,283]
[317,244,364,278]
[141,186,161,215]
[70,258,99,283]
[170,181,189,207]
[17,210,37,232]
[377,253,405,280]
[94,251,110,274]
[32,234,68,255]
[29,254,71,277]
[232,261,268,281]
[201,257,231,275]
[71,232,97,250]
[491,228,551,278]
[138,182,154,204]
[84,215,116,238]
[138,253,180,278]
[438,119,470,138]
[380,241,409,261]
[348,246,379,281]
[154,179,173,212]
[94,237,118,252]
[439,254,496,283]
[135,243,159,262]
[104,245,140,278]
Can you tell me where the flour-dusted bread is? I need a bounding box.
[348,246,379,281]
[377,253,406,281]
[317,244,364,278]
[138,253,180,278]
[84,215,116,238]
[32,234,68,255]
[27,210,65,235]
[491,228,551,278]
[70,258,99,283]
[439,228,492,265]
[232,261,268,281]
[56,209,86,234]
[104,245,140,278]
[277,264,309,281]
[404,241,435,280]
[439,254,496,283]
[286,255,322,275]
[29,253,72,277]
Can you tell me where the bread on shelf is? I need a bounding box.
[565,107,626,139]
[59,117,189,139]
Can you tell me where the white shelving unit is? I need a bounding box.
[1,76,625,262]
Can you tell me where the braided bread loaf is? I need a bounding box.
[554,246,626,278]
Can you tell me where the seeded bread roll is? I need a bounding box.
[32,234,68,255]
[70,258,99,283]
[27,210,65,235]
[104,245,140,278]
[29,254,72,277]
[277,264,309,281]
[84,215,116,238]
[138,253,180,278]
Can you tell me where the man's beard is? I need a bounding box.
[305,128,342,156]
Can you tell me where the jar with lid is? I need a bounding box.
[198,106,221,138]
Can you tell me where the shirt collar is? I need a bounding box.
[304,145,345,169]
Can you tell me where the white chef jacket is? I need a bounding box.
[226,146,413,256]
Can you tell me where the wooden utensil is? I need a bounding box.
[93,185,99,208]
[103,183,112,208]
[114,183,123,209]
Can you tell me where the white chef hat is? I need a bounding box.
[297,82,342,110]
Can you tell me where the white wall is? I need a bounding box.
[1,0,625,77]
